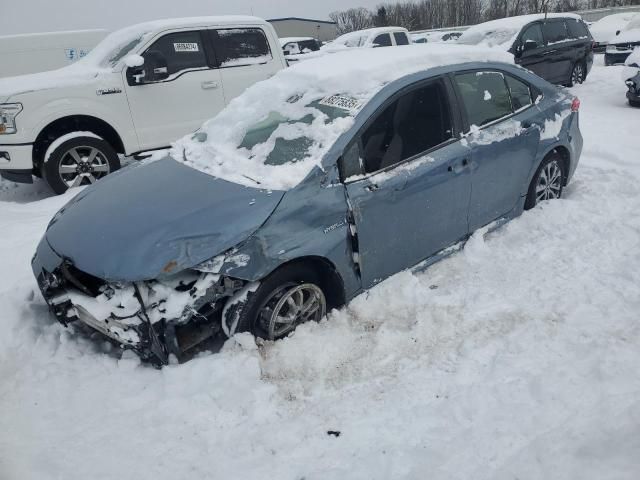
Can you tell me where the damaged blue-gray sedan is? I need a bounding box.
[32,45,582,365]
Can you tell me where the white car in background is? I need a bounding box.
[279,37,321,56]
[0,29,108,78]
[589,12,638,52]
[605,14,640,65]
[0,16,287,193]
[324,27,411,51]
[411,30,464,44]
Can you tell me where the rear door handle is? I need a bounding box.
[201,81,219,90]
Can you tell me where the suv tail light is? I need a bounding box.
[571,97,580,112]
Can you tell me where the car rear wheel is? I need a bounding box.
[229,264,327,341]
[524,153,565,210]
[43,136,120,194]
[568,61,585,87]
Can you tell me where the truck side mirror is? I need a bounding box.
[126,51,169,86]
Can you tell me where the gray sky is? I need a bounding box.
[0,0,381,35]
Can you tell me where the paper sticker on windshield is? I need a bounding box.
[320,95,363,113]
[174,42,199,53]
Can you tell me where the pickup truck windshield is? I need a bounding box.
[78,27,153,68]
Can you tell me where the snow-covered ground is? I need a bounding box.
[1,59,639,479]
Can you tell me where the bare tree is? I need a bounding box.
[329,8,374,35]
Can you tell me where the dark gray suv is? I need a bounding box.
[459,14,594,86]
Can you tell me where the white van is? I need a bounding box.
[0,30,109,78]
[0,16,287,193]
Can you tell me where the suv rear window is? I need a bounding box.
[455,71,513,128]
[565,19,590,39]
[212,28,272,67]
[543,21,568,44]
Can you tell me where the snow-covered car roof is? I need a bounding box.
[611,14,640,44]
[458,13,581,49]
[589,12,637,43]
[279,37,316,46]
[326,26,409,49]
[175,44,513,191]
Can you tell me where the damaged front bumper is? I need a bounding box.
[32,237,246,365]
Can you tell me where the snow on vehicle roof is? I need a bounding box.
[458,13,582,49]
[279,37,315,46]
[589,12,637,43]
[328,26,409,49]
[175,44,513,191]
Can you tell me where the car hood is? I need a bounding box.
[0,64,101,99]
[44,157,285,282]
[612,29,640,45]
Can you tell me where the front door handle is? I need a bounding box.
[201,81,220,90]
[365,183,379,192]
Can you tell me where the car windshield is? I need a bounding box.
[627,15,640,30]
[76,27,153,69]
[179,93,362,190]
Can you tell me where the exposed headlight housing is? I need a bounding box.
[0,103,23,134]
[606,44,618,54]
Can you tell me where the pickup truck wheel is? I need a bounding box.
[230,264,327,341]
[43,136,120,194]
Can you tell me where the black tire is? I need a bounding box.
[43,135,120,194]
[567,60,586,87]
[629,98,640,108]
[524,153,566,210]
[228,263,327,341]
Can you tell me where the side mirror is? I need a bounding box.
[126,50,168,86]
[616,30,621,36]
[522,40,538,52]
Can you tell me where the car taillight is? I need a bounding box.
[571,97,580,112]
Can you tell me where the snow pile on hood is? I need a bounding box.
[175,45,513,191]
[611,13,640,44]
[589,12,637,43]
[622,47,640,80]
[458,13,581,49]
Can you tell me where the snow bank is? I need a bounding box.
[175,45,513,190]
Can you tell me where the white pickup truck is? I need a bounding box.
[0,16,287,193]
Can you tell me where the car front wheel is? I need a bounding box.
[43,135,120,194]
[525,153,565,210]
[229,264,327,341]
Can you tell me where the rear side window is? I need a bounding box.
[144,31,207,77]
[505,75,532,111]
[520,23,544,47]
[394,32,410,45]
[359,81,453,174]
[543,21,568,44]
[373,34,392,47]
[455,71,512,128]
[212,28,272,67]
[565,19,590,39]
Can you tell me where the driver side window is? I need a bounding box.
[520,23,544,49]
[352,80,453,175]
[142,31,208,81]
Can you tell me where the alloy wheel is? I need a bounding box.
[535,160,563,203]
[571,64,584,85]
[58,146,111,188]
[258,283,326,340]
